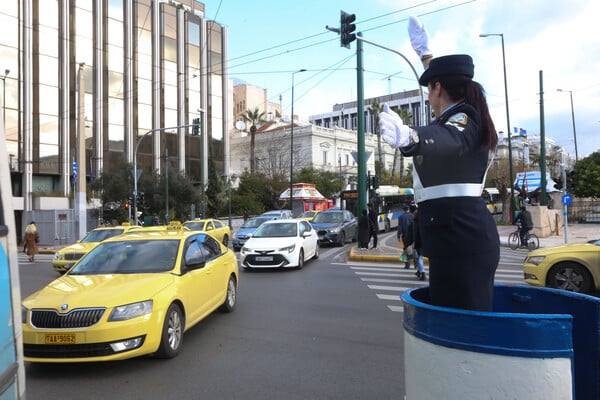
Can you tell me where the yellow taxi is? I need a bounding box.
[183,218,231,246]
[52,223,142,273]
[298,210,321,222]
[22,226,238,362]
[523,239,600,294]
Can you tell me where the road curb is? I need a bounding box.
[348,246,403,263]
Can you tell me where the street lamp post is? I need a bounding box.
[290,68,306,214]
[557,89,578,161]
[1,69,9,131]
[480,33,514,219]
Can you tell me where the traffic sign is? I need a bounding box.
[562,193,572,206]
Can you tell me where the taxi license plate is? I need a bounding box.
[255,256,273,261]
[45,334,76,344]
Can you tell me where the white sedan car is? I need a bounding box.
[240,219,319,270]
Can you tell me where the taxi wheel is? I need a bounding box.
[547,262,592,294]
[222,235,229,247]
[219,275,237,313]
[155,303,184,359]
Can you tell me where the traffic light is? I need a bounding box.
[340,10,356,49]
[566,170,576,192]
[124,201,129,210]
[553,176,563,190]
[192,117,200,135]
[372,175,380,189]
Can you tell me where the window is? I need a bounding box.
[199,234,221,258]
[322,150,328,165]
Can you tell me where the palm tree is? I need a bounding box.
[391,107,413,182]
[241,108,266,174]
[368,100,383,177]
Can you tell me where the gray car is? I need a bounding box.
[310,209,358,246]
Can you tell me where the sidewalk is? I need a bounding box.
[348,223,600,263]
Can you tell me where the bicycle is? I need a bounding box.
[508,221,539,250]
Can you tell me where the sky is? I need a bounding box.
[202,0,600,159]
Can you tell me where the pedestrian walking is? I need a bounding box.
[22,221,40,262]
[357,209,370,250]
[367,203,378,249]
[397,204,413,268]
[403,207,426,280]
[379,16,500,311]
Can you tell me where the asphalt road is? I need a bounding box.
[18,235,529,400]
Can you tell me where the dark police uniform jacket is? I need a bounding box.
[400,102,499,258]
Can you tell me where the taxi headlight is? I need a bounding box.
[109,300,153,321]
[21,306,28,324]
[53,252,62,260]
[525,256,546,265]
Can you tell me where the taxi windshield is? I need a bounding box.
[80,228,124,243]
[69,240,180,274]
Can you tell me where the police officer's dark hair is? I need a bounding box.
[432,75,498,152]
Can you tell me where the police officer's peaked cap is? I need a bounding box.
[418,54,474,86]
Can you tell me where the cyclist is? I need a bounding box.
[514,205,533,247]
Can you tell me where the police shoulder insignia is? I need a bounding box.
[448,113,468,125]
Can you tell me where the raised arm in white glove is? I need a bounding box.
[408,15,432,64]
[379,103,412,148]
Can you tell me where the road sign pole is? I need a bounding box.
[562,167,569,244]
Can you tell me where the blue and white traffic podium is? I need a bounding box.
[402,284,600,399]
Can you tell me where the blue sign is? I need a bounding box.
[562,194,572,206]
[72,161,78,184]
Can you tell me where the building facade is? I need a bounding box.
[229,121,401,187]
[1,0,229,234]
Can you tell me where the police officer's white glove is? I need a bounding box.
[408,15,432,60]
[379,103,411,148]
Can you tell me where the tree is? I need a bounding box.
[236,172,289,212]
[368,99,383,177]
[391,107,413,181]
[295,167,345,198]
[570,151,600,199]
[241,108,266,174]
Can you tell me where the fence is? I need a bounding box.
[568,200,600,223]
[23,209,102,246]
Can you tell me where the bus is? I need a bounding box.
[374,185,415,231]
[0,114,26,398]
[482,187,503,215]
[341,185,414,232]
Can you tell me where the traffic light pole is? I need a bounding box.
[356,33,366,215]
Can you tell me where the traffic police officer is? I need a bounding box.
[379,54,500,311]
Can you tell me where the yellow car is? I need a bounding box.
[183,218,231,246]
[298,210,321,222]
[22,227,238,362]
[52,223,142,273]
[523,239,600,294]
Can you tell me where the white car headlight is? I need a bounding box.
[108,300,153,321]
[279,244,295,253]
[525,256,546,265]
